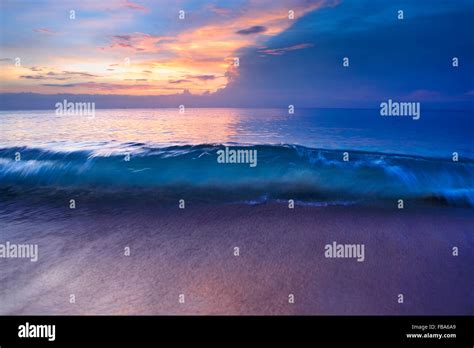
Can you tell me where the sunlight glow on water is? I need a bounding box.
[0,108,472,158]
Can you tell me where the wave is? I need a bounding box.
[1,144,473,206]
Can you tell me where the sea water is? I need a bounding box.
[0,108,473,205]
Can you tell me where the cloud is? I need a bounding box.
[185,74,217,81]
[106,33,171,51]
[41,83,77,87]
[112,35,132,41]
[236,25,267,35]
[3,0,332,96]
[259,43,313,56]
[98,1,328,95]
[169,79,191,84]
[169,75,218,84]
[33,28,55,34]
[20,70,101,81]
[123,0,147,12]
[61,71,101,77]
[20,75,50,80]
[39,81,186,94]
[41,82,136,89]
[21,73,70,81]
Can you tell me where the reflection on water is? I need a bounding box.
[0,108,472,158]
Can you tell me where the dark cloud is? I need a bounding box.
[20,70,101,81]
[20,74,69,81]
[185,74,216,81]
[62,71,101,77]
[169,79,191,84]
[41,82,158,90]
[209,1,474,109]
[236,25,267,35]
[112,35,132,41]
[42,83,77,87]
[108,35,138,51]
[20,75,46,80]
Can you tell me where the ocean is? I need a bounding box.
[1,108,473,315]
[1,108,473,206]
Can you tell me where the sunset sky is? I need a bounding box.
[0,0,330,95]
[0,0,473,108]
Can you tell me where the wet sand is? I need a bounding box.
[0,199,473,315]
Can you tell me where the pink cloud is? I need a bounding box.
[123,0,147,12]
[33,28,55,35]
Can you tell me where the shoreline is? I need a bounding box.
[1,201,472,315]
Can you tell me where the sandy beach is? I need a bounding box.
[1,195,472,315]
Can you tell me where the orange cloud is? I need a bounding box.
[99,1,327,94]
[5,0,333,95]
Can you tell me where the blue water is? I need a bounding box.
[0,108,473,205]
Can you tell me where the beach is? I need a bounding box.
[0,108,472,315]
[1,195,472,315]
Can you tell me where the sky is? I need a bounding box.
[0,0,473,108]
